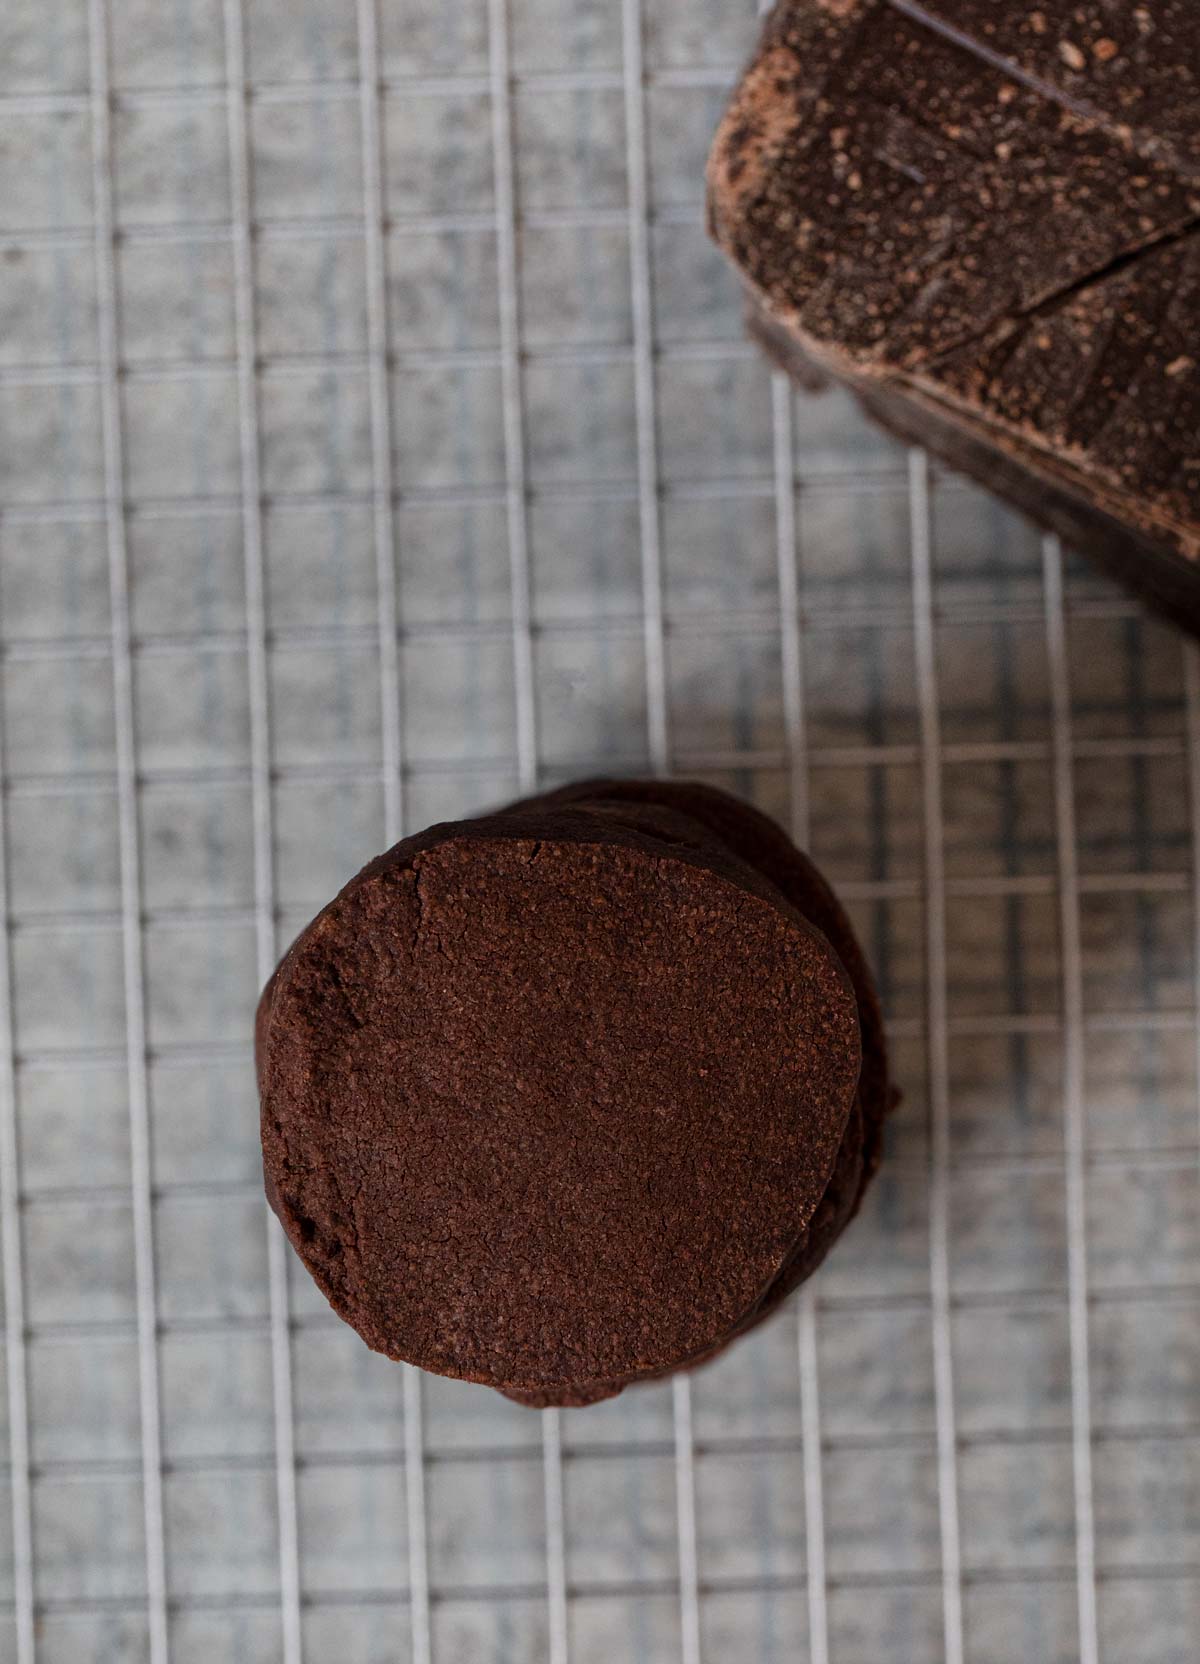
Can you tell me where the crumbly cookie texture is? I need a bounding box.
[257,781,893,1405]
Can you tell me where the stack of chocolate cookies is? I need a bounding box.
[257,780,892,1406]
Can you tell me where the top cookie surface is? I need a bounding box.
[259,810,861,1393]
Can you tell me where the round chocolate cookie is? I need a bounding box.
[257,781,893,1405]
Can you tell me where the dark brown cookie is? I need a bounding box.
[258,781,892,1403]
[500,781,894,1406]
[708,0,1200,634]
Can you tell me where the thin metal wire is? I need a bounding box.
[486,4,567,1655]
[0,461,1140,556]
[771,367,831,1664]
[1042,536,1101,1664]
[772,382,808,849]
[488,0,539,795]
[358,0,403,850]
[2,1555,1191,1625]
[222,4,305,1660]
[1186,646,1200,1169]
[623,0,670,777]
[0,336,761,395]
[397,722,435,1645]
[0,727,1190,814]
[0,623,34,1664]
[6,1387,1200,1482]
[3,1378,1200,1469]
[0,470,893,523]
[909,449,965,1664]
[621,3,698,1655]
[0,588,1173,663]
[86,2,170,1657]
[0,61,742,119]
[0,199,712,261]
[355,4,433,1655]
[672,1374,703,1664]
[542,1407,570,1664]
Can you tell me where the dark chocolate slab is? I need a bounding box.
[708,0,1200,625]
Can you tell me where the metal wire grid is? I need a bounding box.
[0,0,1199,1660]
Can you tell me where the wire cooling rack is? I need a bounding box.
[0,0,1198,1660]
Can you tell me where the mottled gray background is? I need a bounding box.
[0,0,1196,1660]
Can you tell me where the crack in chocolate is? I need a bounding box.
[926,214,1200,374]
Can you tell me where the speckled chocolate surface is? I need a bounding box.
[708,0,1200,629]
[257,781,891,1406]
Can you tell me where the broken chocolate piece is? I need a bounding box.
[708,0,1200,631]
